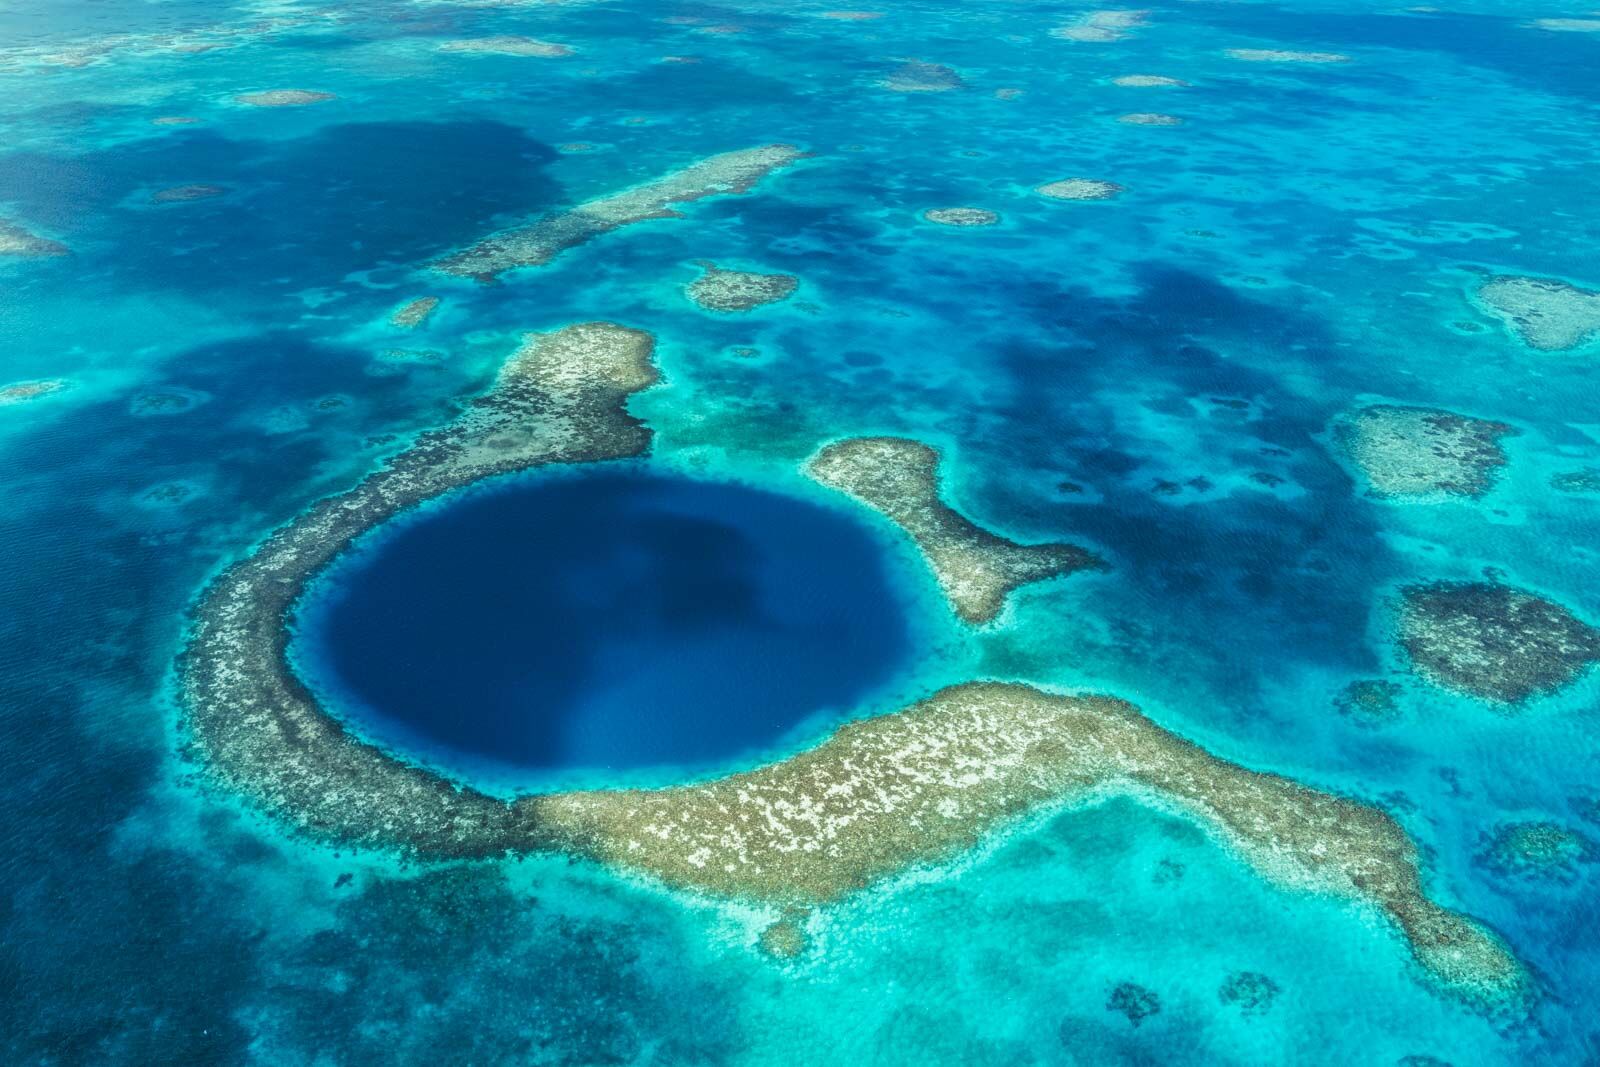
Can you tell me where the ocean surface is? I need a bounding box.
[1,0,1598,1063]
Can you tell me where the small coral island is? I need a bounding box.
[179,326,1527,1014]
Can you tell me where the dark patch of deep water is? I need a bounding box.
[294,470,916,779]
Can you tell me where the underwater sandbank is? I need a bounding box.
[1476,275,1600,352]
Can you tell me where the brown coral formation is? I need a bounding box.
[151,184,226,203]
[806,437,1101,623]
[434,145,806,281]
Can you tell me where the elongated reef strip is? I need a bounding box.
[534,682,1524,1008]
[434,145,806,281]
[1335,405,1516,500]
[180,322,659,856]
[390,296,441,329]
[806,437,1101,623]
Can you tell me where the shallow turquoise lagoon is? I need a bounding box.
[2,0,1599,1063]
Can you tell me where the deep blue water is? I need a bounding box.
[295,470,915,778]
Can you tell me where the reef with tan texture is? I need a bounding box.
[922,207,999,226]
[534,682,1527,1009]
[389,296,441,329]
[434,145,806,281]
[1052,10,1148,42]
[1037,178,1124,201]
[1225,48,1350,63]
[1334,404,1517,501]
[0,379,70,405]
[1476,274,1600,352]
[1396,581,1600,705]
[0,219,69,258]
[438,36,574,57]
[178,323,660,856]
[1111,73,1187,86]
[686,264,799,312]
[234,89,335,106]
[806,436,1101,623]
[879,60,963,92]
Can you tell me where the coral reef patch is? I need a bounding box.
[1396,582,1600,705]
[1476,275,1600,352]
[685,264,798,312]
[0,219,69,258]
[1037,179,1124,201]
[389,296,441,329]
[1476,822,1599,884]
[805,436,1101,623]
[922,207,999,227]
[234,89,335,106]
[1334,405,1516,501]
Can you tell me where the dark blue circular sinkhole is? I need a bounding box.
[292,469,917,781]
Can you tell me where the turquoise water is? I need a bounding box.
[2,0,1599,1063]
[292,468,921,786]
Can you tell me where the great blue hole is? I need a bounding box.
[291,469,918,783]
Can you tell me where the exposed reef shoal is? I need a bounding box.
[1396,581,1600,705]
[686,265,798,312]
[1335,405,1516,501]
[434,145,805,281]
[807,437,1102,623]
[540,682,1524,1007]
[1476,275,1600,352]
